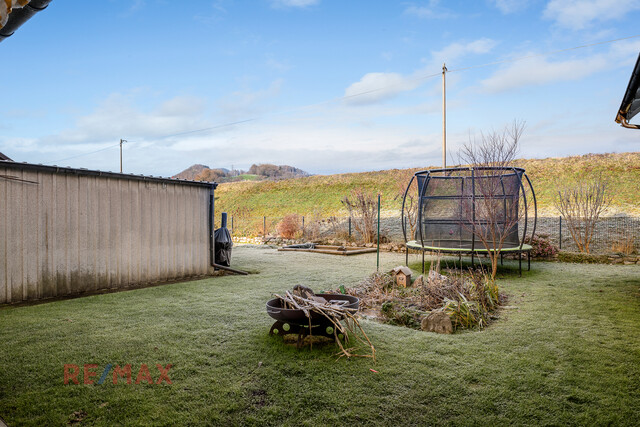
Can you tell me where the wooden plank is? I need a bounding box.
[277,247,377,256]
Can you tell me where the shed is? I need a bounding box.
[0,160,218,303]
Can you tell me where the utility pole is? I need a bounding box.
[119,139,127,173]
[442,63,447,169]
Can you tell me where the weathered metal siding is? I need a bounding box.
[0,165,211,303]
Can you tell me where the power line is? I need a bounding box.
[447,34,640,74]
[48,33,640,164]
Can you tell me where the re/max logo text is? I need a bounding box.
[63,364,172,385]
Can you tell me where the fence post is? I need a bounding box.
[377,194,381,271]
[263,216,266,236]
[348,217,352,238]
[559,216,562,250]
[302,215,305,234]
[231,216,234,234]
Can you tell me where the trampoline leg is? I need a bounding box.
[471,253,474,268]
[528,252,531,271]
[405,247,408,267]
[519,253,522,277]
[422,250,425,274]
[458,253,461,266]
[500,252,503,266]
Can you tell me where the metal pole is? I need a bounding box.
[231,216,234,234]
[377,194,381,271]
[302,215,305,233]
[559,216,562,250]
[348,217,352,238]
[442,63,447,169]
[120,139,123,173]
[263,216,266,236]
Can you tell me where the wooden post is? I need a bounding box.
[377,194,381,271]
[442,63,447,169]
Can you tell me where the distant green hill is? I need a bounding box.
[215,152,640,233]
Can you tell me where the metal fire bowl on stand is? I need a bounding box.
[266,294,359,347]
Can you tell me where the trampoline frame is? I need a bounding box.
[401,166,537,276]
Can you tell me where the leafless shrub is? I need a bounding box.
[611,236,636,255]
[456,120,526,279]
[277,214,301,239]
[326,216,349,240]
[341,188,378,243]
[303,209,323,241]
[554,175,611,254]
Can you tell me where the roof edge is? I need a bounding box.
[616,52,640,126]
[0,160,218,189]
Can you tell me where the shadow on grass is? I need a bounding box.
[407,255,543,280]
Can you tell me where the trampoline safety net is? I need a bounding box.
[414,168,525,250]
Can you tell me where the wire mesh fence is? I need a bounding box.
[222,213,640,255]
[524,216,640,254]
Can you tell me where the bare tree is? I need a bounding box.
[553,176,611,254]
[457,120,526,280]
[342,188,378,243]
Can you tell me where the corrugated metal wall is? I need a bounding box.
[0,163,212,303]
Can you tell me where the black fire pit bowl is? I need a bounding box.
[266,293,360,346]
[266,293,359,325]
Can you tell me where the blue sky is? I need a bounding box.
[1,0,639,176]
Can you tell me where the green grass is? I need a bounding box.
[235,174,260,181]
[216,152,640,220]
[1,247,639,425]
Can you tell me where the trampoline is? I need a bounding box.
[401,166,537,275]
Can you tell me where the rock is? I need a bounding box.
[421,311,453,334]
[427,270,448,283]
[413,275,425,287]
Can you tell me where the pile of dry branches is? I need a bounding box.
[349,260,502,321]
[274,285,376,361]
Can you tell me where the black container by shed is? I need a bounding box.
[214,212,233,266]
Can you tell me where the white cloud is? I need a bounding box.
[343,73,422,105]
[404,1,453,19]
[481,55,608,92]
[217,79,283,119]
[65,93,207,143]
[481,39,640,92]
[490,0,528,14]
[270,0,319,8]
[265,54,290,71]
[343,38,497,105]
[429,38,498,68]
[543,0,640,30]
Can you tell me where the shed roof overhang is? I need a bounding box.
[615,52,640,130]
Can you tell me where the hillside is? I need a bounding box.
[173,164,211,180]
[215,152,640,225]
[173,163,308,182]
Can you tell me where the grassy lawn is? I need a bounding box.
[216,152,640,220]
[1,246,639,426]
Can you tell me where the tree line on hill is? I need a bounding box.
[173,163,309,183]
